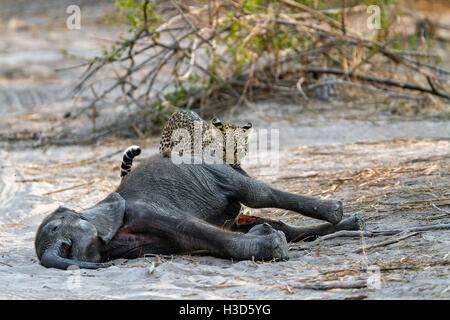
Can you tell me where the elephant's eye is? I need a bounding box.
[50,224,61,232]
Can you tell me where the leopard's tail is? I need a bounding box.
[120,145,141,178]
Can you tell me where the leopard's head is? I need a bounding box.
[211,118,253,166]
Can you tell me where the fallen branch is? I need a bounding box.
[301,67,450,100]
[354,231,419,253]
[313,223,450,242]
[320,260,449,275]
[291,280,367,290]
[306,79,424,100]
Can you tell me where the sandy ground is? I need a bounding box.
[0,135,449,299]
[0,0,449,300]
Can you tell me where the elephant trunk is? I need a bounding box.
[40,239,108,270]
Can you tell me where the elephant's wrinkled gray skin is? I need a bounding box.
[35,156,364,270]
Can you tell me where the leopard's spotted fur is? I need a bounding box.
[159,110,253,167]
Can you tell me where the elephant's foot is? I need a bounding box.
[336,213,366,231]
[317,199,343,225]
[242,223,289,261]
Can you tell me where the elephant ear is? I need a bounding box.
[80,192,125,243]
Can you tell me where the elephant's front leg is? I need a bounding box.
[126,202,288,261]
[234,177,343,224]
[229,213,365,242]
[177,217,289,261]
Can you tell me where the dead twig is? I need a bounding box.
[296,77,308,100]
[313,223,450,242]
[291,280,367,290]
[302,67,450,100]
[42,182,93,196]
[0,261,13,267]
[354,231,420,253]
[306,79,424,100]
[341,37,398,80]
[431,203,450,215]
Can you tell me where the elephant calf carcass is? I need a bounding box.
[35,156,364,269]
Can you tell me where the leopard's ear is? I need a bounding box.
[211,118,223,129]
[242,122,253,130]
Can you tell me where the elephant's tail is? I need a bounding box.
[120,145,141,178]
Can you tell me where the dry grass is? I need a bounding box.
[248,138,449,229]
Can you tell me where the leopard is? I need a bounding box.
[120,111,253,216]
[159,110,253,167]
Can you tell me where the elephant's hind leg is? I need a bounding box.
[229,213,365,242]
[231,174,343,224]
